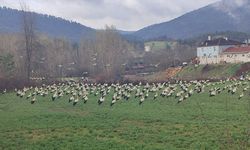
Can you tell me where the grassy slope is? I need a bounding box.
[145,41,174,51]
[125,64,248,82]
[0,84,250,150]
[145,41,165,50]
[176,64,243,80]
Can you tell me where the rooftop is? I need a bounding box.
[223,46,250,53]
[199,38,243,47]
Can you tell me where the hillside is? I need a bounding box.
[124,63,250,82]
[0,7,95,41]
[176,63,250,80]
[132,0,250,40]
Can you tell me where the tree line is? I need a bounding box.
[0,5,196,83]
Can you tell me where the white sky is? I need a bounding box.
[0,0,220,31]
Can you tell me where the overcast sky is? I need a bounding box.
[0,0,219,31]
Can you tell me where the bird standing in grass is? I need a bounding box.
[31,96,36,104]
[69,96,74,103]
[210,90,216,97]
[178,96,184,103]
[26,93,32,99]
[52,92,58,101]
[83,96,88,104]
[238,93,244,100]
[98,96,105,105]
[139,96,145,105]
[73,97,79,106]
[154,93,158,100]
[110,99,116,107]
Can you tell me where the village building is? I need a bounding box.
[197,36,247,64]
[144,45,151,52]
[220,46,250,63]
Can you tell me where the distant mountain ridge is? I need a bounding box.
[0,7,95,41]
[2,0,250,42]
[132,0,250,40]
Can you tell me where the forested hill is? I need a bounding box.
[132,0,250,40]
[0,7,95,41]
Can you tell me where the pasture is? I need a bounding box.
[144,41,175,51]
[0,80,250,150]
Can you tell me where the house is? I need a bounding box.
[144,45,151,52]
[244,39,250,44]
[197,36,243,64]
[220,46,250,63]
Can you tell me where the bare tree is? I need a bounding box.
[20,2,35,82]
[93,25,132,81]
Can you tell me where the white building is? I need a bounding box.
[144,45,151,52]
[197,37,243,64]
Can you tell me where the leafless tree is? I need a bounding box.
[20,2,35,82]
[93,25,132,81]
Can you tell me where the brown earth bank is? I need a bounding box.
[236,62,250,76]
[124,63,250,82]
[123,67,182,82]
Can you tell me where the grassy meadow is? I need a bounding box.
[0,82,250,150]
[144,41,177,51]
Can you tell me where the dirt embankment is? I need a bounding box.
[164,67,183,79]
[124,63,250,82]
[236,62,250,76]
[123,67,182,82]
[176,63,250,80]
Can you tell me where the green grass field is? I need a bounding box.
[0,83,250,150]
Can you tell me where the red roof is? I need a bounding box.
[223,46,250,53]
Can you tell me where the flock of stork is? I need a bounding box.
[4,76,248,107]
